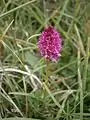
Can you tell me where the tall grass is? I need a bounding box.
[0,0,90,120]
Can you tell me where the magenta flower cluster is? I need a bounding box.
[38,26,62,61]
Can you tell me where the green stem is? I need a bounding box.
[83,37,89,91]
[42,60,50,98]
[45,61,49,84]
[77,48,83,120]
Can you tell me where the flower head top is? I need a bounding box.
[38,26,62,61]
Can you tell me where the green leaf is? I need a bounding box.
[25,51,39,68]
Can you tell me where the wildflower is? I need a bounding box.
[38,26,62,61]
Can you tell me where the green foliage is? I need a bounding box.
[0,0,90,120]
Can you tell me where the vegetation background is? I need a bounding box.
[0,0,90,120]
